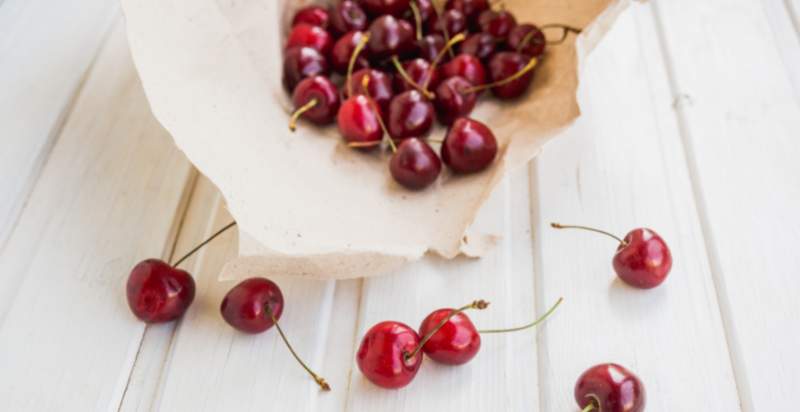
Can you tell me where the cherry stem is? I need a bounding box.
[517,30,544,53]
[463,57,538,94]
[410,0,423,41]
[347,33,371,98]
[171,221,237,268]
[266,303,331,391]
[288,98,318,132]
[403,300,490,362]
[391,55,435,99]
[550,222,626,245]
[429,1,456,59]
[541,23,582,45]
[426,32,466,90]
[477,297,563,334]
[360,75,395,152]
[581,404,595,412]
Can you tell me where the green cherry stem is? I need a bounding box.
[425,32,466,91]
[391,55,435,99]
[477,297,563,334]
[550,222,626,246]
[266,303,331,391]
[171,221,237,268]
[463,57,538,94]
[289,98,318,132]
[347,33,371,98]
[581,404,595,412]
[410,0,423,41]
[360,74,396,152]
[403,299,490,361]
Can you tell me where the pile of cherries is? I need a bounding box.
[284,0,566,190]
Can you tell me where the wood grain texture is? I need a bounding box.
[652,0,800,409]
[534,6,740,410]
[0,24,194,410]
[0,0,119,246]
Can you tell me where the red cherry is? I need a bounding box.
[338,95,384,148]
[445,0,489,27]
[388,90,435,139]
[441,54,486,87]
[290,76,340,130]
[348,68,395,114]
[332,31,370,74]
[417,34,445,62]
[360,0,411,17]
[368,15,416,60]
[508,23,546,58]
[283,46,330,91]
[393,58,439,94]
[220,278,284,334]
[286,23,334,57]
[389,138,441,190]
[575,363,646,412]
[291,5,330,29]
[433,76,477,125]
[126,259,195,323]
[330,0,368,35]
[441,117,497,173]
[426,9,467,38]
[418,308,480,364]
[478,10,517,41]
[460,32,497,61]
[356,321,423,389]
[487,51,535,99]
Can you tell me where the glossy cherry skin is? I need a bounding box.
[390,138,441,189]
[441,54,486,87]
[330,0,368,35]
[417,34,445,62]
[356,321,424,389]
[445,0,489,27]
[613,228,672,289]
[388,90,435,140]
[126,259,195,323]
[434,76,477,125]
[478,10,517,41]
[360,0,411,17]
[508,23,546,58]
[575,363,646,412]
[220,278,284,334]
[368,15,416,60]
[488,51,535,99]
[442,117,497,173]
[347,68,395,115]
[418,308,480,365]
[292,76,340,125]
[338,95,384,147]
[283,46,330,91]
[332,31,370,74]
[393,58,439,93]
[461,32,497,62]
[291,5,330,29]
[427,9,467,38]
[286,23,334,57]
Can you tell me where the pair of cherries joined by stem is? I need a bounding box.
[126,222,331,391]
[357,297,563,388]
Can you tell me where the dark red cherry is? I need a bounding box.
[348,68,395,114]
[291,5,330,29]
[441,53,486,87]
[291,76,340,127]
[388,90,435,140]
[417,34,445,62]
[368,15,416,60]
[445,0,489,27]
[508,23,546,58]
[286,23,334,57]
[418,308,480,364]
[360,0,411,17]
[478,10,517,41]
[614,228,672,289]
[220,278,284,334]
[332,31,370,74]
[488,51,535,99]
[390,138,441,190]
[126,259,195,323]
[402,0,434,22]
[338,95,384,148]
[434,76,477,125]
[426,9,467,38]
[330,1,368,35]
[441,117,497,173]
[356,321,423,389]
[575,363,646,412]
[393,58,439,93]
[283,46,330,91]
[460,32,497,61]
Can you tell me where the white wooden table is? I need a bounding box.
[1,0,799,410]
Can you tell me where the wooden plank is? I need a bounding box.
[534,5,740,410]
[759,0,800,96]
[0,23,194,410]
[0,0,119,246]
[346,169,540,411]
[652,0,800,409]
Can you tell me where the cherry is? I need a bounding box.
[441,117,497,173]
[575,363,645,412]
[487,51,536,99]
[550,224,672,289]
[478,9,517,41]
[403,0,434,23]
[338,95,384,148]
[389,138,441,190]
[332,31,370,74]
[360,0,411,17]
[291,5,330,29]
[289,76,340,130]
[348,68,395,114]
[445,0,490,27]
[433,76,477,125]
[460,32,497,62]
[417,34,445,62]
[221,278,330,390]
[392,57,439,95]
[367,15,416,60]
[286,23,334,57]
[388,90,435,139]
[356,321,423,389]
[126,259,195,323]
[427,9,467,38]
[282,46,330,91]
[508,23,546,58]
[441,54,486,88]
[330,0,368,36]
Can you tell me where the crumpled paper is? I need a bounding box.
[122,0,628,279]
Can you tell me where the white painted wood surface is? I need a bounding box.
[1,0,799,411]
